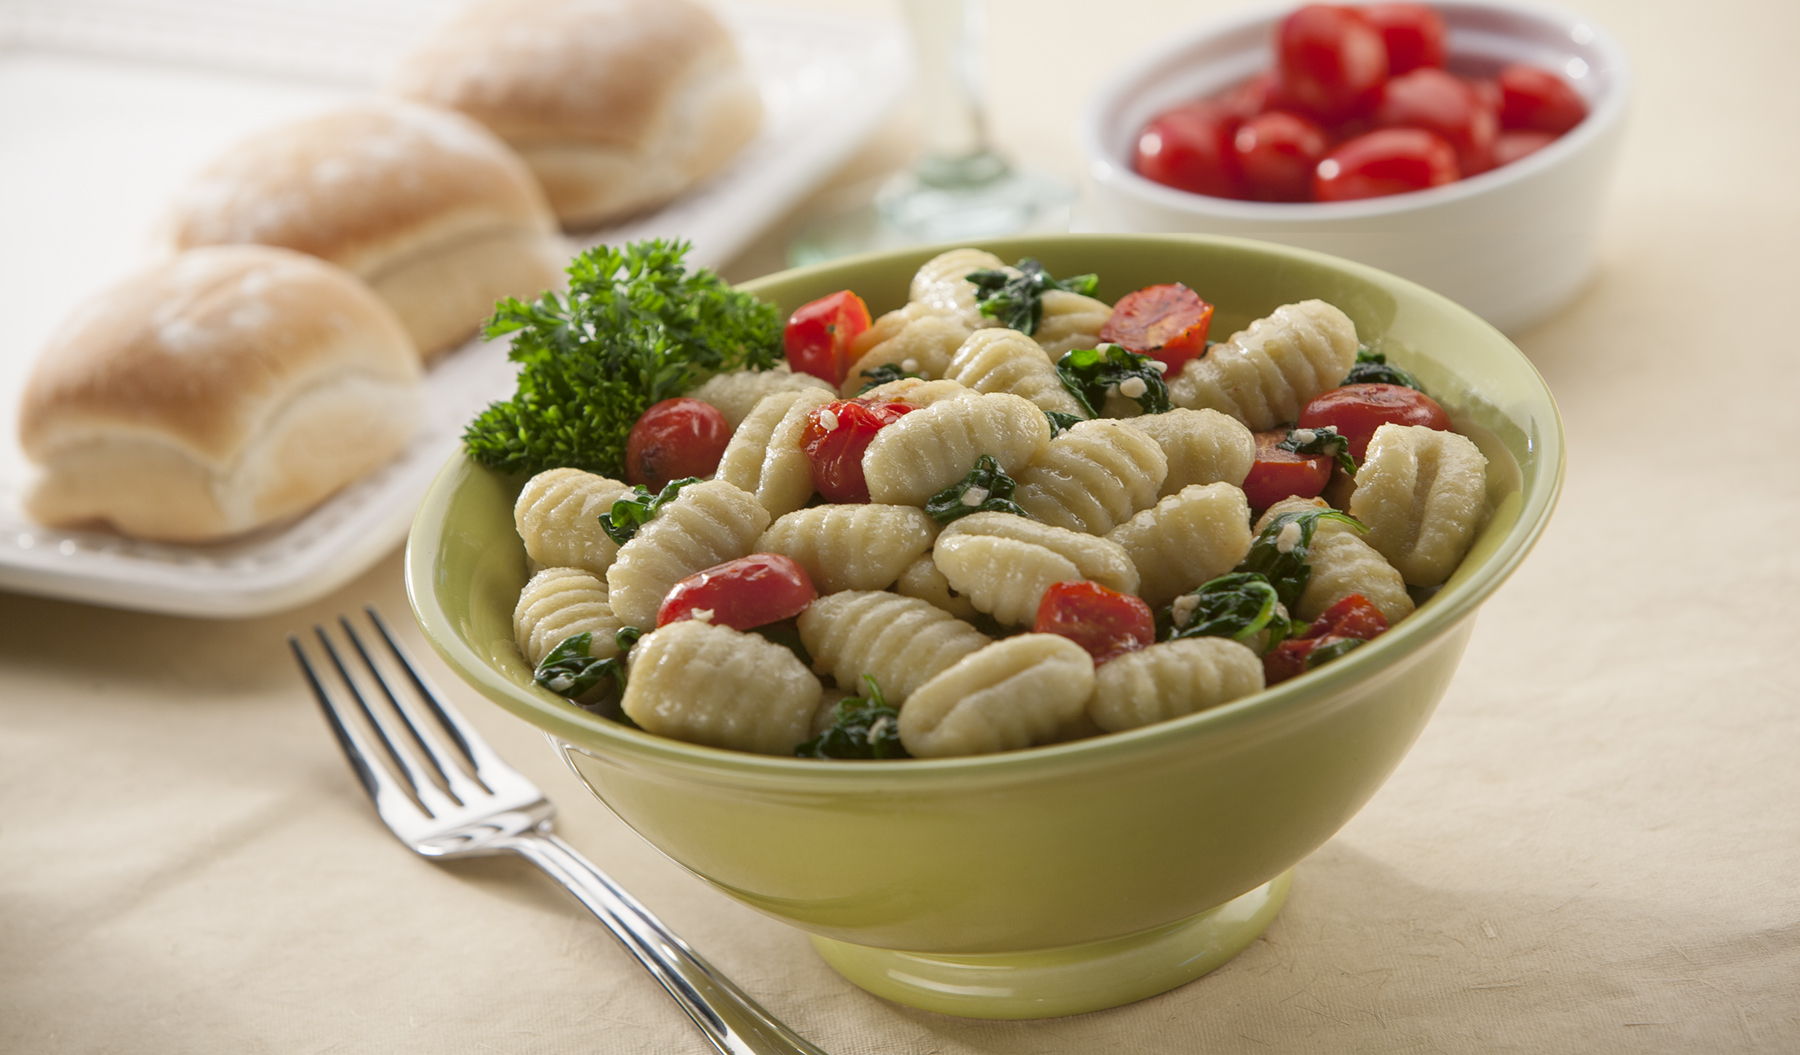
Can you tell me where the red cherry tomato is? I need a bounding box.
[624,397,730,491]
[1133,101,1245,199]
[1097,284,1215,374]
[1298,382,1453,461]
[1264,593,1390,684]
[1373,67,1497,176]
[1242,428,1333,510]
[800,399,915,504]
[1234,110,1330,202]
[1497,63,1588,135]
[784,290,872,386]
[1033,580,1155,664]
[1492,129,1557,167]
[656,553,818,630]
[1361,3,1447,75]
[1276,5,1389,124]
[1313,127,1458,202]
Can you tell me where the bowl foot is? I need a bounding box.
[809,869,1292,1019]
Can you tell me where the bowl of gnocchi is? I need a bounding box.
[407,233,1562,1019]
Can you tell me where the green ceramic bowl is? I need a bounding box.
[406,234,1562,1019]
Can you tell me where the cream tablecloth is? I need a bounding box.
[3,0,1797,1051]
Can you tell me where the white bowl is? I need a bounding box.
[1080,0,1630,334]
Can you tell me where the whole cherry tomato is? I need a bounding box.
[784,289,872,386]
[1275,5,1389,124]
[1241,428,1333,510]
[1497,63,1588,135]
[800,399,915,503]
[656,553,818,630]
[1313,127,1459,202]
[1492,129,1557,167]
[1298,382,1452,460]
[1033,580,1155,664]
[1234,110,1330,202]
[1361,3,1447,75]
[1264,593,1390,684]
[1133,101,1245,198]
[624,397,730,490]
[1218,70,1278,118]
[1097,284,1215,374]
[1373,67,1497,176]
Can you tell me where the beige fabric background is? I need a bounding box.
[4,0,1797,1052]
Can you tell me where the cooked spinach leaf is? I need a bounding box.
[1278,424,1358,475]
[965,258,1099,335]
[533,626,644,704]
[1342,347,1425,391]
[1168,572,1290,647]
[1238,508,1366,609]
[1055,344,1171,416]
[924,455,1026,524]
[599,477,700,546]
[795,676,908,759]
[856,362,922,393]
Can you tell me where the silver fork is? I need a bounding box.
[290,607,828,1055]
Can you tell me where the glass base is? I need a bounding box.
[788,162,1075,267]
[807,870,1292,1019]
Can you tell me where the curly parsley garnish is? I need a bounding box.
[1168,572,1290,647]
[599,477,700,546]
[855,362,921,393]
[1278,425,1358,476]
[1239,508,1366,609]
[795,676,908,759]
[924,456,1026,524]
[533,626,644,705]
[966,258,1099,335]
[462,239,781,478]
[1056,344,1171,417]
[1342,347,1425,391]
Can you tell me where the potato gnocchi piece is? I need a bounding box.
[1126,409,1256,495]
[933,534,1082,627]
[1349,423,1489,587]
[1089,637,1264,733]
[687,366,831,429]
[621,621,822,755]
[1166,299,1358,429]
[1259,497,1414,625]
[909,247,1007,326]
[1107,482,1254,608]
[757,504,938,593]
[1033,289,1113,359]
[898,634,1096,758]
[606,479,771,629]
[714,387,831,518]
[944,328,1087,416]
[840,308,972,396]
[1013,418,1168,534]
[940,511,1139,595]
[797,590,990,704]
[893,554,983,622]
[862,392,1051,505]
[513,566,622,667]
[513,468,632,576]
[857,377,978,406]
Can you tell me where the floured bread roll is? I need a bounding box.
[387,0,763,229]
[17,246,424,542]
[159,100,566,360]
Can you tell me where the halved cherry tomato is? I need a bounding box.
[656,553,818,630]
[1242,428,1333,510]
[1313,127,1459,202]
[1298,382,1452,460]
[1234,110,1330,202]
[1097,284,1215,374]
[1133,101,1245,199]
[1361,3,1447,75]
[1264,593,1390,684]
[1276,5,1389,124]
[1373,67,1497,176]
[784,290,872,386]
[1033,580,1155,664]
[1492,129,1557,167]
[624,397,730,490]
[800,399,915,504]
[1497,63,1588,135]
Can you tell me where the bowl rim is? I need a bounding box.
[406,232,1565,788]
[1080,0,1633,221]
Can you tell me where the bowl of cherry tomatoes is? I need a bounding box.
[1080,0,1629,333]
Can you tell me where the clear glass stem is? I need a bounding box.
[903,0,1009,187]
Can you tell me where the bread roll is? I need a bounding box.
[17,246,424,542]
[387,0,763,229]
[159,100,566,360]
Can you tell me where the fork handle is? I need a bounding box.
[504,831,830,1055]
